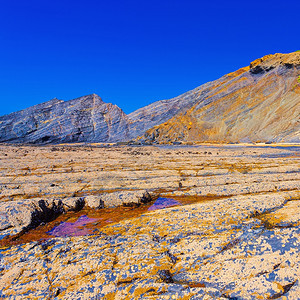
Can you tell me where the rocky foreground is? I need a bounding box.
[0,144,299,299]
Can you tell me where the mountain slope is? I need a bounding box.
[127,80,219,139]
[0,52,299,144]
[0,94,130,143]
[138,52,300,144]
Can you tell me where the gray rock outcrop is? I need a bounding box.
[0,94,130,143]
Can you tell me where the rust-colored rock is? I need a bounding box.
[139,51,300,144]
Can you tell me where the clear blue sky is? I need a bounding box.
[0,0,299,116]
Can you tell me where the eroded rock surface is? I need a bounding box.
[0,191,299,299]
[1,52,299,145]
[0,144,299,299]
[140,51,300,144]
[0,94,130,144]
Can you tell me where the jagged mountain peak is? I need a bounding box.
[64,93,104,107]
[0,94,129,144]
[249,51,300,74]
[70,93,103,102]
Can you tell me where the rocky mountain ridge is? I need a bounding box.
[0,94,130,143]
[140,51,300,144]
[0,51,299,144]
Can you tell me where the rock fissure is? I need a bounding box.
[249,198,293,220]
[39,242,57,300]
[255,263,282,278]
[164,250,178,265]
[268,280,298,299]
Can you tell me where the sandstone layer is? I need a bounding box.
[0,144,299,299]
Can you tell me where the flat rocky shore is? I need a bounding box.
[0,144,299,299]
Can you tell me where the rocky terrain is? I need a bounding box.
[0,51,299,299]
[1,51,299,144]
[140,52,300,144]
[0,144,299,299]
[0,94,130,144]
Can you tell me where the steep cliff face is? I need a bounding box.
[139,52,300,144]
[0,94,130,143]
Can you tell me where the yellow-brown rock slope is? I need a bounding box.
[140,52,300,144]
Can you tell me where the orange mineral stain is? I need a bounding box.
[0,195,223,248]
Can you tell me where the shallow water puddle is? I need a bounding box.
[1,195,224,246]
[47,215,100,237]
[46,197,181,238]
[148,197,181,211]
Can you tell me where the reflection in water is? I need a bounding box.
[0,195,221,247]
[148,197,181,211]
[47,215,99,237]
[47,198,182,238]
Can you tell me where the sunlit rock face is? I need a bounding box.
[0,52,299,144]
[139,51,300,144]
[0,94,130,143]
[126,81,216,139]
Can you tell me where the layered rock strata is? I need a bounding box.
[0,52,299,144]
[140,52,300,144]
[0,191,299,299]
[0,144,299,298]
[0,144,299,238]
[0,94,130,143]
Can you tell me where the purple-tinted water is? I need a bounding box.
[148,197,181,211]
[47,198,181,237]
[47,215,99,237]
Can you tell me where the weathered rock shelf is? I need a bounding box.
[0,144,299,299]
